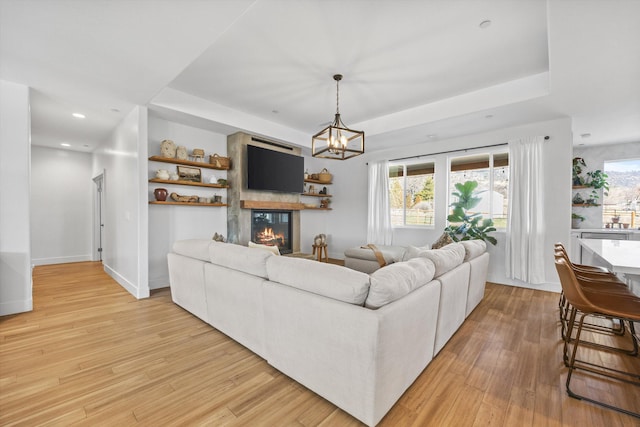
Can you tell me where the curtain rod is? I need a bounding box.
[387,135,550,163]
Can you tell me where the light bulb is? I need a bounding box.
[340,135,347,146]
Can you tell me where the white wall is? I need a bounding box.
[147,115,228,289]
[92,106,149,298]
[572,141,640,229]
[0,80,32,315]
[31,146,93,265]
[317,118,573,291]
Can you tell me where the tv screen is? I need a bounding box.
[247,145,304,193]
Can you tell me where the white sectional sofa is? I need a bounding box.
[167,239,489,426]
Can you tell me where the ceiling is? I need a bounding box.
[1,0,639,154]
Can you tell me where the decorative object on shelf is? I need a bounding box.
[170,192,198,203]
[320,198,331,208]
[169,172,179,181]
[312,74,365,160]
[160,139,176,158]
[213,195,222,203]
[571,213,585,229]
[318,168,332,183]
[209,153,230,169]
[208,175,218,184]
[572,157,586,185]
[586,169,609,194]
[177,165,201,182]
[572,192,584,204]
[212,232,225,242]
[176,145,188,160]
[308,185,316,194]
[156,169,170,180]
[199,197,209,204]
[444,180,497,245]
[191,148,205,161]
[216,178,227,186]
[154,188,168,202]
[319,186,327,195]
[304,169,309,179]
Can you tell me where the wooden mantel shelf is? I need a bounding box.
[240,200,305,210]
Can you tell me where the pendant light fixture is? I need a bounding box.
[312,74,364,160]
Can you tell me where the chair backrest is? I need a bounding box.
[554,258,598,313]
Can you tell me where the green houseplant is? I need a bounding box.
[572,157,587,186]
[571,213,585,229]
[445,181,497,245]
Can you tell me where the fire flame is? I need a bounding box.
[255,227,285,247]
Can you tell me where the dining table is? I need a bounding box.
[577,238,640,296]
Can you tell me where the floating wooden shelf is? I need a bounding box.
[149,178,229,188]
[301,193,331,197]
[572,185,589,189]
[572,203,600,207]
[304,207,332,210]
[149,201,227,207]
[240,200,305,210]
[149,156,230,170]
[304,178,332,185]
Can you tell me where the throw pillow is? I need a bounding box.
[248,241,280,256]
[421,242,465,277]
[431,232,453,249]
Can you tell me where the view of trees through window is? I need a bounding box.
[449,152,509,228]
[603,159,640,228]
[389,162,435,226]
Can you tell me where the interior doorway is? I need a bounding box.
[93,172,105,262]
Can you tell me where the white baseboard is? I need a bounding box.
[32,255,92,266]
[490,277,561,293]
[149,275,169,290]
[0,298,33,316]
[103,263,139,298]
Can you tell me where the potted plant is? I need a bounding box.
[571,213,585,229]
[611,210,620,223]
[586,189,600,205]
[572,157,587,186]
[586,169,609,195]
[444,181,497,245]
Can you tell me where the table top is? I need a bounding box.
[578,238,640,275]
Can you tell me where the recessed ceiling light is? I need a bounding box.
[83,144,90,148]
[485,114,494,119]
[272,110,279,114]
[110,108,120,113]
[61,143,71,147]
[479,20,492,29]
[72,113,85,119]
[580,133,591,138]
[427,134,437,139]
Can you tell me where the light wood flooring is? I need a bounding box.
[1,262,639,426]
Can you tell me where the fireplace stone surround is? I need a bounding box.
[226,132,301,253]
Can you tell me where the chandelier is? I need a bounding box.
[312,74,364,160]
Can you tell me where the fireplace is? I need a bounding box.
[251,210,293,254]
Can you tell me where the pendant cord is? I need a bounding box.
[335,79,340,115]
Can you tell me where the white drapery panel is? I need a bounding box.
[506,136,546,284]
[367,161,393,245]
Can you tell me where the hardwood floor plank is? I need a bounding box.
[1,262,638,426]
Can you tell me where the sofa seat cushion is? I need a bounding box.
[208,241,273,279]
[460,240,487,261]
[266,256,371,305]
[418,242,465,277]
[172,239,212,262]
[344,245,406,264]
[365,257,436,309]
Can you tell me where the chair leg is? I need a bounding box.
[565,313,640,418]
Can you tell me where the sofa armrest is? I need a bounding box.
[262,279,441,426]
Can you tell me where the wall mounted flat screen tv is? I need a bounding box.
[247,145,304,193]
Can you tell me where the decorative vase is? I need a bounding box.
[176,146,188,160]
[154,188,168,201]
[156,169,170,180]
[160,140,176,158]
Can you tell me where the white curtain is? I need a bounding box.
[367,160,393,245]
[506,136,546,284]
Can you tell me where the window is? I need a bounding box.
[389,161,435,226]
[603,159,640,228]
[449,152,509,228]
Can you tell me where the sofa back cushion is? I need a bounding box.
[172,239,212,262]
[266,257,370,305]
[365,257,436,309]
[208,241,273,279]
[419,242,465,277]
[460,240,487,261]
